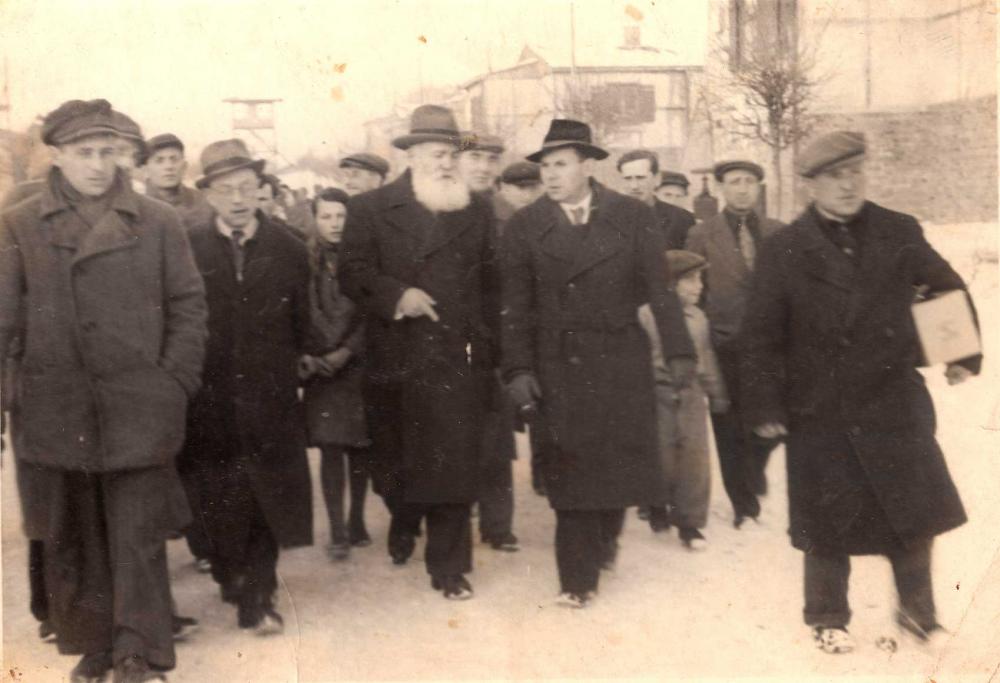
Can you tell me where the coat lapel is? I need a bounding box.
[239,220,281,296]
[707,213,751,283]
[420,204,474,258]
[565,184,623,282]
[382,171,435,248]
[536,200,570,263]
[796,211,855,294]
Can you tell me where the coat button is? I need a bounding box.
[568,356,582,366]
[838,336,851,348]
[849,425,862,437]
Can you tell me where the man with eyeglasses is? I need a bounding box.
[179,139,315,636]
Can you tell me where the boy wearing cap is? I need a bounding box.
[685,159,785,529]
[0,99,207,682]
[339,152,389,196]
[497,161,543,219]
[502,118,695,607]
[143,133,213,230]
[742,131,980,654]
[638,250,728,548]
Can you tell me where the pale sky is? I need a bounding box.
[1,0,709,161]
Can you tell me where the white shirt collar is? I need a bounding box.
[216,215,259,242]
[559,191,593,224]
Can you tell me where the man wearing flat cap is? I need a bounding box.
[111,110,148,192]
[498,161,543,219]
[741,130,981,654]
[455,131,521,553]
[502,118,695,607]
[339,104,499,600]
[339,152,389,196]
[0,98,207,682]
[685,158,785,529]
[617,149,695,249]
[142,133,213,231]
[179,138,315,635]
[655,171,690,209]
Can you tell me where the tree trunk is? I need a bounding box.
[772,142,783,219]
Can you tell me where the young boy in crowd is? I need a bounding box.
[639,250,728,549]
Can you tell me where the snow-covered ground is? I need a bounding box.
[3,223,999,682]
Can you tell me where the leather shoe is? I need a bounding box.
[112,655,166,682]
[70,651,113,683]
[388,530,416,565]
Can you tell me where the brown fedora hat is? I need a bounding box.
[526,119,608,163]
[196,138,266,189]
[392,104,461,150]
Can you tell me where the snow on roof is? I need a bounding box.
[517,43,699,71]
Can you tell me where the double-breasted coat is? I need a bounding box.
[0,169,207,472]
[302,244,369,448]
[180,213,314,549]
[741,202,980,554]
[338,171,499,505]
[501,181,695,510]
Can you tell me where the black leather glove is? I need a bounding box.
[668,357,697,389]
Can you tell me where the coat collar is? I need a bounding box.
[534,180,625,281]
[794,204,858,293]
[703,211,751,280]
[38,169,142,262]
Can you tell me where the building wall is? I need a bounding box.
[803,94,997,223]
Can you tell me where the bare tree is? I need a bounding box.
[702,1,829,217]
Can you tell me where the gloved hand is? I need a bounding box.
[668,357,697,389]
[709,396,731,414]
[507,373,542,414]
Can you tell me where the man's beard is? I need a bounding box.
[412,172,470,213]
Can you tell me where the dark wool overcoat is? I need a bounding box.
[741,202,981,554]
[653,199,696,250]
[501,181,695,510]
[0,169,207,472]
[180,213,314,549]
[338,171,499,505]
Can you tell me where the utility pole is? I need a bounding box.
[569,0,578,84]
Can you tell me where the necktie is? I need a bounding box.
[737,219,756,270]
[570,206,586,226]
[231,229,246,282]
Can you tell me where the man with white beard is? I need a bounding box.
[339,105,499,600]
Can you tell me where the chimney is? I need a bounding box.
[624,25,640,49]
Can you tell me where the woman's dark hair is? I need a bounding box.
[311,187,351,217]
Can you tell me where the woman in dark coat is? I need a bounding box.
[301,188,371,560]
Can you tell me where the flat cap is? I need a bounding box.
[460,132,505,154]
[339,152,389,178]
[713,160,764,182]
[797,131,866,178]
[111,110,143,142]
[658,171,689,189]
[500,161,541,186]
[665,249,708,279]
[41,99,120,146]
[147,133,185,156]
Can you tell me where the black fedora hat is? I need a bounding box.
[392,104,461,150]
[196,138,266,189]
[526,119,608,163]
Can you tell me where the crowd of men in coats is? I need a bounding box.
[0,97,981,682]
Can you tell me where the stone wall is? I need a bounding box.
[805,95,998,224]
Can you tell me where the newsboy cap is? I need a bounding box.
[459,132,505,154]
[526,119,608,163]
[392,104,461,150]
[41,99,120,146]
[340,152,389,178]
[665,249,708,280]
[196,138,266,189]
[147,133,185,156]
[500,161,541,187]
[797,131,866,178]
[713,160,764,182]
[657,171,690,190]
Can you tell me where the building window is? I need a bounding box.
[592,83,656,126]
